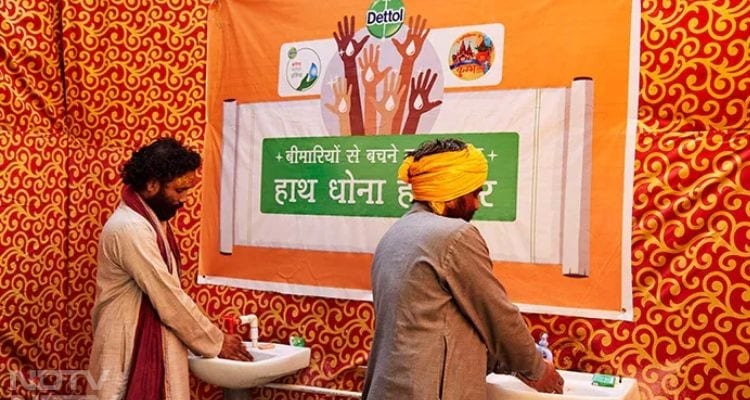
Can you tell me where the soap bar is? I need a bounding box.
[592,373,616,387]
[289,334,306,347]
[257,343,275,350]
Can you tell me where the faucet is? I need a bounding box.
[239,314,259,348]
[536,333,553,362]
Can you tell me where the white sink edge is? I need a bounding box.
[486,369,640,400]
[189,342,311,389]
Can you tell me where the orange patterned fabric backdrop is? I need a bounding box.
[0,1,748,399]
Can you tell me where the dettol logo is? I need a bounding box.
[366,0,405,39]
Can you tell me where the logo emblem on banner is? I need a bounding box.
[449,31,495,81]
[284,47,321,92]
[366,0,405,39]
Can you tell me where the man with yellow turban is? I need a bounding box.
[362,138,564,399]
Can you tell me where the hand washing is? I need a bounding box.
[487,370,640,399]
[189,342,311,390]
[362,138,565,399]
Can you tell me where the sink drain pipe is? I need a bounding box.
[262,383,362,398]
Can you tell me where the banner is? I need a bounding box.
[202,0,639,319]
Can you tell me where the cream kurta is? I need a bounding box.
[88,202,223,399]
[363,203,546,399]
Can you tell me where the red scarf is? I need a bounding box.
[122,186,181,399]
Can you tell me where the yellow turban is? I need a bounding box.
[398,143,488,203]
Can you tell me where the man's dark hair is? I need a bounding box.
[121,137,201,190]
[406,138,467,161]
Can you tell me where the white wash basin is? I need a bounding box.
[487,370,640,400]
[189,342,310,389]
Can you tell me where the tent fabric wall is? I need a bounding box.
[0,1,68,399]
[58,0,213,392]
[0,1,748,399]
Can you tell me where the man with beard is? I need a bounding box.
[362,138,564,399]
[88,138,252,399]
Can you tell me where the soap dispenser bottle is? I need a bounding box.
[536,333,553,362]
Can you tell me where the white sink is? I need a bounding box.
[487,370,640,400]
[189,342,311,389]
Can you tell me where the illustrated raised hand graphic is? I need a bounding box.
[370,71,405,135]
[358,44,392,135]
[333,15,369,135]
[390,15,431,134]
[402,69,442,135]
[324,76,352,136]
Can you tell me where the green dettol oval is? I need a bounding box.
[366,0,405,39]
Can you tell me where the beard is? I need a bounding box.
[444,196,476,222]
[145,190,183,221]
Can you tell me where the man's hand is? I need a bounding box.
[518,361,564,394]
[218,333,254,361]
